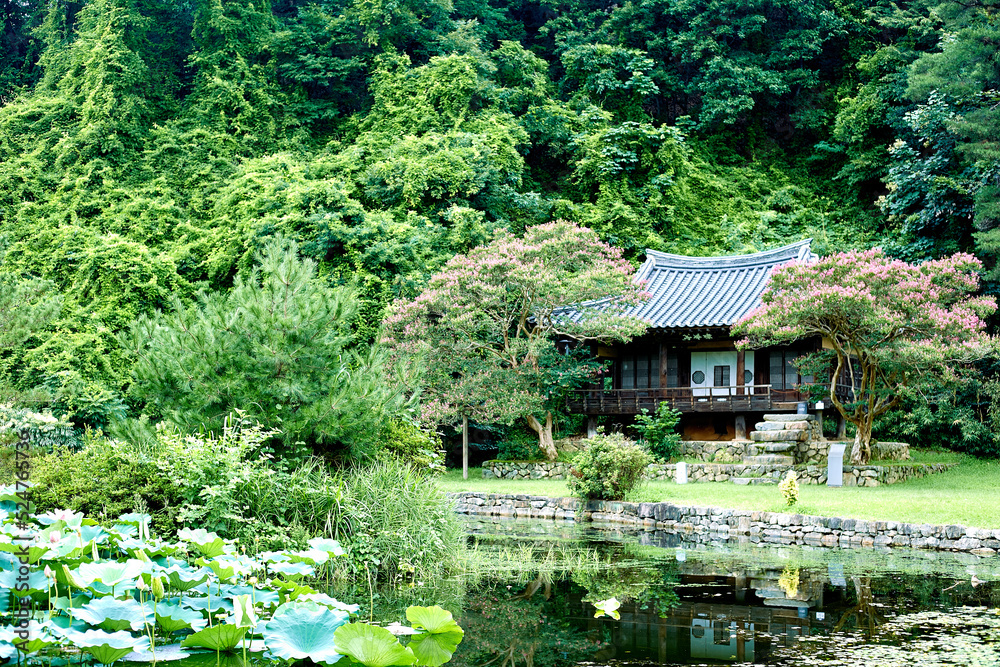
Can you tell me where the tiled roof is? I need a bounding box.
[630,239,816,329]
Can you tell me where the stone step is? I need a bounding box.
[732,477,777,485]
[755,443,796,453]
[755,420,811,431]
[742,454,795,465]
[763,413,815,422]
[751,430,807,442]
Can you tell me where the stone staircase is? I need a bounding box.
[730,414,814,485]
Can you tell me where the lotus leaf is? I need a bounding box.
[219,584,280,607]
[405,607,462,636]
[182,594,235,615]
[261,551,291,563]
[70,596,152,632]
[75,560,147,589]
[0,567,48,595]
[408,631,464,667]
[0,641,16,660]
[177,529,229,558]
[592,598,620,620]
[298,593,360,614]
[60,628,149,664]
[269,561,314,579]
[272,579,319,602]
[162,564,210,591]
[261,605,349,664]
[333,624,416,667]
[288,548,330,565]
[271,600,335,618]
[155,601,208,633]
[180,624,247,652]
[308,538,346,557]
[231,595,258,629]
[0,621,61,654]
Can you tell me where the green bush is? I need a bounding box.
[336,458,465,582]
[13,437,182,535]
[497,426,539,461]
[633,403,681,461]
[567,432,651,500]
[380,419,446,474]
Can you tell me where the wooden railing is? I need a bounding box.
[566,384,855,415]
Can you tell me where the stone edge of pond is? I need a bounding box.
[448,491,1000,556]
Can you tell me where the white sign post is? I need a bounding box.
[676,461,688,484]
[827,443,847,487]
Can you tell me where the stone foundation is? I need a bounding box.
[483,460,953,486]
[450,492,1000,555]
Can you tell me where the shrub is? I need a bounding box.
[335,458,465,582]
[380,419,446,474]
[16,437,182,535]
[497,426,539,461]
[0,404,79,450]
[567,432,651,500]
[633,403,681,461]
[779,470,799,506]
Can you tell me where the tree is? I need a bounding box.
[121,237,417,459]
[732,249,996,464]
[382,221,647,460]
[0,239,61,353]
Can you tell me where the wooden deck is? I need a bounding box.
[566,385,830,415]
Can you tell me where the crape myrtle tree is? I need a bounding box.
[382,221,648,461]
[121,237,418,459]
[732,249,996,464]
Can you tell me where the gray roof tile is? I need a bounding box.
[629,239,815,328]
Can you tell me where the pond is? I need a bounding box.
[438,516,1000,667]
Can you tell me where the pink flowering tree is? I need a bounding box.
[732,250,997,464]
[382,221,648,460]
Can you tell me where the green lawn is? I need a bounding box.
[437,457,1000,529]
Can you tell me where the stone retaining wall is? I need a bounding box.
[483,459,954,486]
[450,492,1000,556]
[645,462,954,487]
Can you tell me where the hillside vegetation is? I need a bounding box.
[1,0,998,453]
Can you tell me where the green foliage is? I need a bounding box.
[122,237,416,458]
[779,470,800,506]
[18,439,181,535]
[496,426,538,461]
[567,432,651,501]
[337,458,466,581]
[633,402,681,462]
[0,404,78,450]
[379,419,447,474]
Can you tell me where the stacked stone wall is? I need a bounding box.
[451,492,1000,556]
[484,460,953,486]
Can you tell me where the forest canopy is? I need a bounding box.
[0,0,997,454]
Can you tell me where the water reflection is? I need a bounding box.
[455,516,1000,666]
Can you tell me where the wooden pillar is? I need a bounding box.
[736,348,746,396]
[462,416,469,480]
[734,414,747,441]
[586,416,598,438]
[659,343,668,391]
[836,413,847,439]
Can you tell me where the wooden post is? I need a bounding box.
[836,413,847,439]
[736,348,745,396]
[586,416,598,438]
[462,415,469,480]
[734,414,747,441]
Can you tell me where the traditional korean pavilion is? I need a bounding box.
[565,239,844,440]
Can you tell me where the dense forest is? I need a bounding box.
[1,0,998,452]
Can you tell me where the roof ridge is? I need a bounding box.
[645,239,813,269]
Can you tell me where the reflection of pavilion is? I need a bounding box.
[583,565,844,664]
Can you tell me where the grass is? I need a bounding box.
[436,455,1000,529]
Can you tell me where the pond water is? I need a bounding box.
[440,516,1000,667]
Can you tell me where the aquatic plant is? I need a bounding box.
[0,487,463,667]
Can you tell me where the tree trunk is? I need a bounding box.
[526,412,558,461]
[462,415,469,480]
[850,419,872,465]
